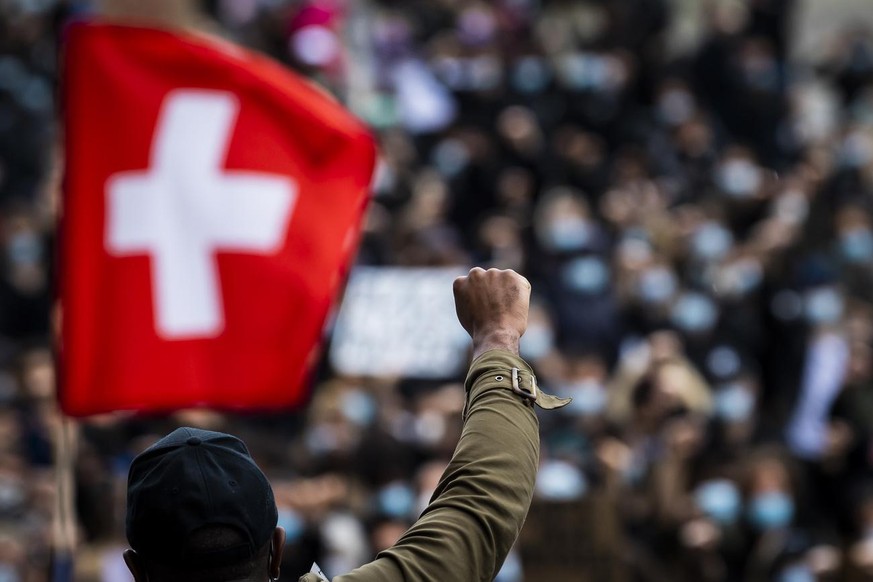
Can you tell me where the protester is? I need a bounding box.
[123,267,566,582]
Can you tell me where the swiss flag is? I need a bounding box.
[59,22,376,416]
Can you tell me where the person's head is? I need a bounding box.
[742,454,797,533]
[123,427,286,582]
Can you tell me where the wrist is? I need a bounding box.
[471,328,521,359]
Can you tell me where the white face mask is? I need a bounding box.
[717,159,762,198]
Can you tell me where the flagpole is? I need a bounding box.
[51,415,78,582]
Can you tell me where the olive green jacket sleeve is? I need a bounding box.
[299,350,564,582]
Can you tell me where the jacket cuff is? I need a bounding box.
[464,349,571,415]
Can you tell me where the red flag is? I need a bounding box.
[59,22,376,416]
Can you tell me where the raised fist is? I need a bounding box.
[453,268,531,358]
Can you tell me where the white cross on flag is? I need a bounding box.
[59,23,376,416]
[106,90,298,339]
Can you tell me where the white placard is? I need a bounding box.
[330,267,470,377]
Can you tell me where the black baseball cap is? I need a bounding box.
[126,427,278,568]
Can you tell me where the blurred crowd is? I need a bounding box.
[4,0,873,580]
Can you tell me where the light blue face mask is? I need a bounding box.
[839,228,873,263]
[706,345,742,380]
[638,268,677,304]
[717,159,762,198]
[495,549,523,582]
[541,217,592,252]
[694,479,741,525]
[536,459,588,501]
[277,508,306,544]
[777,564,815,582]
[691,222,733,261]
[658,89,694,126]
[562,257,610,295]
[376,482,416,519]
[340,390,377,427]
[557,53,607,91]
[520,324,555,360]
[467,56,503,91]
[560,380,607,417]
[512,56,551,94]
[0,565,17,582]
[725,260,764,297]
[621,453,647,486]
[747,491,794,530]
[839,132,873,169]
[431,138,470,178]
[804,287,844,325]
[713,383,755,423]
[7,231,42,266]
[670,292,719,334]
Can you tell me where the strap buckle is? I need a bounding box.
[511,367,537,404]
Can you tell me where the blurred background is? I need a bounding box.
[4,0,873,580]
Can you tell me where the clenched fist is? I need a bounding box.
[453,268,531,359]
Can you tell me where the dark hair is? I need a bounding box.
[630,374,655,410]
[140,525,272,582]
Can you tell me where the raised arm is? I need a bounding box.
[301,268,567,582]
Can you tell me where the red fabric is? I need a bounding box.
[59,22,375,416]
